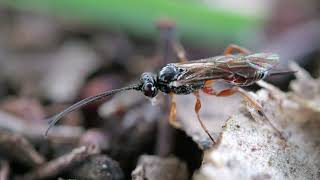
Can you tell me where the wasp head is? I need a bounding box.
[139,72,158,98]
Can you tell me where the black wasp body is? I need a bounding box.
[140,53,277,98]
[157,64,205,95]
[45,44,292,144]
[140,64,205,97]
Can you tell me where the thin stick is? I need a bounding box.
[0,131,45,167]
[16,146,96,180]
[0,160,9,180]
[45,84,140,136]
[268,70,297,76]
[155,19,176,156]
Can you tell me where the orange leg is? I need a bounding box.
[202,88,217,96]
[220,87,263,110]
[202,80,221,95]
[224,44,251,55]
[202,80,216,94]
[193,91,216,143]
[202,86,285,140]
[203,87,262,110]
[168,93,181,128]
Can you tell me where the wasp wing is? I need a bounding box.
[172,53,279,85]
[172,56,234,85]
[230,53,280,79]
[245,53,279,71]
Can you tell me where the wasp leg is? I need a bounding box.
[234,88,286,140]
[193,91,216,143]
[168,93,181,128]
[219,87,263,109]
[204,87,260,108]
[224,44,251,55]
[172,41,188,62]
[202,87,217,95]
[202,80,217,95]
[203,87,285,140]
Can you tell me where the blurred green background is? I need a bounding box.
[1,0,262,45]
[1,0,320,96]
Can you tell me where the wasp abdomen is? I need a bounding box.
[228,70,269,86]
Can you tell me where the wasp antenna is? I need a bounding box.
[45,84,141,136]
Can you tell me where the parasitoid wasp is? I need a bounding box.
[45,43,295,143]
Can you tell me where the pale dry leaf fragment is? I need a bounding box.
[193,73,320,180]
[288,63,320,112]
[193,113,320,180]
[289,63,318,95]
[132,155,188,180]
[41,41,102,102]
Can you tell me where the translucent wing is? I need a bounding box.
[246,53,279,71]
[171,53,279,85]
[231,53,279,79]
[172,56,235,84]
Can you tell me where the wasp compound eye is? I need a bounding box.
[143,82,158,97]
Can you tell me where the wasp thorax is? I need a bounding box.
[158,64,180,83]
[140,72,158,98]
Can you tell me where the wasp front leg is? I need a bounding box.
[168,93,181,128]
[193,91,216,143]
[224,44,251,55]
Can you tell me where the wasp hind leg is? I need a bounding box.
[168,93,181,128]
[224,44,251,55]
[202,87,286,140]
[193,91,216,144]
[203,87,286,140]
[235,88,287,141]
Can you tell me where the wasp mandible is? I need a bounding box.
[45,43,294,143]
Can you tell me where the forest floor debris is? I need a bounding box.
[190,64,320,180]
[132,155,188,180]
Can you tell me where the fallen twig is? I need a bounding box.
[0,130,45,167]
[16,146,98,180]
[0,160,9,180]
[0,110,83,143]
[155,19,176,156]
